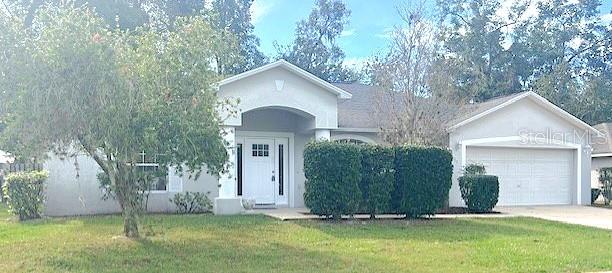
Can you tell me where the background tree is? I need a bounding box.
[206,0,267,74]
[0,4,239,237]
[437,0,611,124]
[276,0,356,83]
[368,3,463,146]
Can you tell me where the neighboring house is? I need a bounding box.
[0,150,12,171]
[591,123,612,188]
[40,60,602,216]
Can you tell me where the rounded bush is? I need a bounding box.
[459,175,499,213]
[304,141,362,219]
[2,171,48,220]
[393,146,453,218]
[359,145,394,218]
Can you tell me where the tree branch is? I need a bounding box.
[77,135,110,175]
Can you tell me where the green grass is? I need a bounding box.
[1,205,611,273]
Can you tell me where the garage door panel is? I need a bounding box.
[467,147,574,206]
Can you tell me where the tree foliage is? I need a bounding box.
[206,0,267,74]
[437,0,611,124]
[276,0,356,83]
[0,3,239,237]
[368,3,464,146]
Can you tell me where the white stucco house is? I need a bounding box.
[40,60,602,216]
[591,123,612,188]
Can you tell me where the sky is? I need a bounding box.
[251,0,612,68]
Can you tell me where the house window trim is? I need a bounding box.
[135,151,169,193]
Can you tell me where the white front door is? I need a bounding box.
[244,138,276,204]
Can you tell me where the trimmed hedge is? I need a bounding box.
[459,175,499,212]
[303,142,453,219]
[2,171,48,220]
[359,145,394,218]
[304,141,362,219]
[393,146,453,217]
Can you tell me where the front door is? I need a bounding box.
[243,138,276,204]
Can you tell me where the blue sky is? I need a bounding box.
[251,0,612,67]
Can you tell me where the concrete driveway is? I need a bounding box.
[497,206,612,230]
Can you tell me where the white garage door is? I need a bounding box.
[467,147,574,206]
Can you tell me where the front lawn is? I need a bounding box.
[1,205,611,273]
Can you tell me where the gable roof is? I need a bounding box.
[218,60,352,99]
[446,91,603,136]
[592,123,612,156]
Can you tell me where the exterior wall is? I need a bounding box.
[219,66,338,129]
[43,153,219,216]
[449,98,595,207]
[592,156,612,188]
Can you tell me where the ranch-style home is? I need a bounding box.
[38,60,602,216]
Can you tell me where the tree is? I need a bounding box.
[437,0,611,124]
[206,0,267,74]
[276,0,355,83]
[0,4,239,237]
[368,3,463,146]
[436,0,525,101]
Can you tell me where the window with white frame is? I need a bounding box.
[136,151,168,191]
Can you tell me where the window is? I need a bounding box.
[136,151,167,191]
[252,144,269,157]
[278,144,284,196]
[237,144,243,196]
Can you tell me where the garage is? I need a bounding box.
[467,147,574,206]
[447,92,600,207]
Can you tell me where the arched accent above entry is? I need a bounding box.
[331,134,377,144]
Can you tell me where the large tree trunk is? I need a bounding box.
[114,166,141,238]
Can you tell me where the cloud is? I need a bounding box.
[343,57,370,71]
[250,0,274,25]
[375,27,394,39]
[601,13,612,24]
[341,28,356,37]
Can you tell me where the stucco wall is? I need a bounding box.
[43,154,219,216]
[592,156,612,188]
[449,97,595,206]
[219,66,338,129]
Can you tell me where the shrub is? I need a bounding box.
[170,192,212,214]
[464,163,486,175]
[304,141,362,219]
[359,145,395,218]
[2,171,48,220]
[591,188,601,204]
[393,146,453,218]
[600,167,612,205]
[459,175,499,212]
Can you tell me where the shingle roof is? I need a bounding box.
[333,83,529,130]
[444,91,530,128]
[593,123,612,155]
[333,83,382,129]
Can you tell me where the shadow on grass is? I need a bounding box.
[292,217,544,243]
[45,232,352,273]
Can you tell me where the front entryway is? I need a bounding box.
[238,135,290,206]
